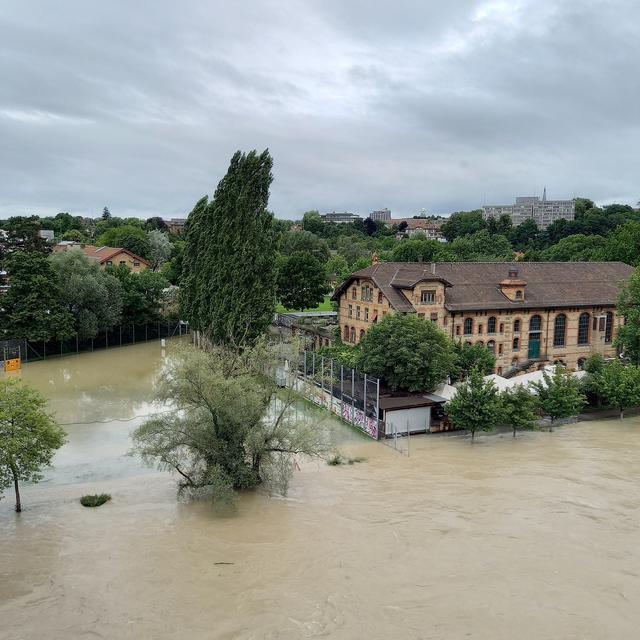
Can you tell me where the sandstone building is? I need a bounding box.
[332,261,634,375]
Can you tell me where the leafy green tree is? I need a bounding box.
[508,219,540,251]
[441,210,486,241]
[180,150,278,346]
[145,216,169,232]
[61,229,87,242]
[0,252,75,341]
[108,265,169,324]
[598,359,640,419]
[50,250,123,338]
[131,344,329,506]
[574,197,595,217]
[445,367,502,441]
[450,230,512,261]
[147,230,172,271]
[451,341,496,382]
[391,238,444,262]
[601,221,640,266]
[531,365,585,428]
[276,252,328,311]
[102,206,111,220]
[280,230,330,262]
[581,353,607,407]
[357,314,455,392]
[0,216,48,259]
[541,234,606,261]
[325,254,350,284]
[501,386,538,437]
[301,210,324,235]
[0,379,66,512]
[97,225,151,259]
[616,267,640,363]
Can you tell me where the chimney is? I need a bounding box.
[371,251,379,266]
[508,267,518,279]
[431,262,436,275]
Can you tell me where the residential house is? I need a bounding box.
[52,242,150,272]
[332,261,634,376]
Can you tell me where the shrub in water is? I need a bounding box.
[80,493,111,508]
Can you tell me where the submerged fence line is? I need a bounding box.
[276,350,382,440]
[1,320,190,364]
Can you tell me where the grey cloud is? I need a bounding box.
[0,0,638,220]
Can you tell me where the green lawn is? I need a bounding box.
[276,296,334,313]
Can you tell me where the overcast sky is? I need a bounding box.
[1,1,638,220]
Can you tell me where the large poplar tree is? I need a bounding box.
[181,150,277,346]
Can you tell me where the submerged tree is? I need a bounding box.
[180,150,278,346]
[0,379,66,512]
[450,341,496,383]
[501,385,538,437]
[445,367,502,442]
[598,359,640,419]
[531,365,585,429]
[131,344,330,507]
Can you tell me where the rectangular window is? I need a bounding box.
[430,313,438,323]
[378,291,383,304]
[443,316,448,326]
[106,260,113,266]
[348,304,353,318]
[119,260,126,265]
[133,261,140,267]
[417,313,425,319]
[356,306,361,320]
[455,325,461,336]
[352,289,357,300]
[421,290,436,304]
[478,324,483,335]
[365,307,369,322]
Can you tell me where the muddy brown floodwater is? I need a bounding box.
[2,340,640,639]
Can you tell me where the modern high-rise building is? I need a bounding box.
[483,189,575,230]
[370,208,391,221]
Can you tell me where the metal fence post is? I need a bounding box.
[351,368,355,425]
[376,378,380,439]
[132,323,135,344]
[364,373,367,419]
[340,365,344,417]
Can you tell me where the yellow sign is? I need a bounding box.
[4,358,21,372]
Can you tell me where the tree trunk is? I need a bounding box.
[11,466,21,513]
[470,429,475,443]
[513,425,516,438]
[620,408,625,419]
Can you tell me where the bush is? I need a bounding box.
[80,493,111,507]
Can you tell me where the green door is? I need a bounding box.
[528,334,540,359]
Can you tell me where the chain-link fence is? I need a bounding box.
[282,351,381,439]
[1,320,189,365]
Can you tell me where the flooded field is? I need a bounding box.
[2,340,640,639]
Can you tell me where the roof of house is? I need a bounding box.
[83,245,150,266]
[332,261,634,312]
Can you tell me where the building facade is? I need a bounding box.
[332,261,633,376]
[483,191,575,229]
[320,211,363,224]
[370,208,392,221]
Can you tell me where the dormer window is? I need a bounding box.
[515,290,523,300]
[421,290,436,304]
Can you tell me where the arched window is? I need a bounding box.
[530,315,542,331]
[476,340,484,347]
[513,319,521,333]
[605,312,614,343]
[515,290,523,300]
[488,317,497,334]
[553,314,566,347]
[343,325,349,341]
[577,357,586,370]
[511,357,519,367]
[578,313,590,345]
[487,340,495,353]
[350,327,356,343]
[359,329,365,341]
[512,337,520,351]
[498,343,503,355]
[464,318,473,335]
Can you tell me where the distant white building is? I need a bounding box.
[320,211,362,224]
[370,208,391,221]
[483,189,575,230]
[38,229,55,242]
